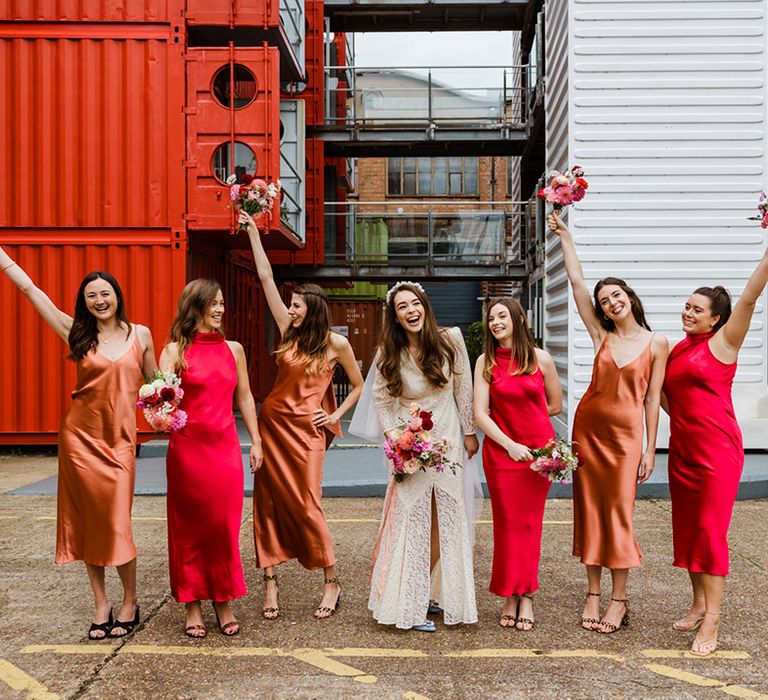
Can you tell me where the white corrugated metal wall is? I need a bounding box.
[544,0,768,441]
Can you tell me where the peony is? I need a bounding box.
[408,402,420,417]
[138,383,156,399]
[240,174,254,185]
[408,417,423,431]
[160,387,176,402]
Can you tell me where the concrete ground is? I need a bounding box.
[1,453,767,700]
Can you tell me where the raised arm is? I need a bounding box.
[239,211,291,335]
[715,246,768,356]
[228,341,263,474]
[473,355,533,462]
[638,334,669,483]
[0,245,72,342]
[546,213,604,346]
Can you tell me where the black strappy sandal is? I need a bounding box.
[581,592,601,630]
[516,593,535,631]
[213,602,240,636]
[88,608,113,640]
[597,598,630,634]
[262,573,280,620]
[109,606,139,638]
[314,577,341,619]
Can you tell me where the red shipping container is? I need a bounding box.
[328,301,383,376]
[185,46,281,232]
[280,0,323,126]
[185,0,277,27]
[1,0,182,21]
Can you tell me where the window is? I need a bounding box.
[387,157,478,196]
[212,64,258,109]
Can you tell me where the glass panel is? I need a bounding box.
[403,172,416,195]
[211,141,258,184]
[449,173,462,194]
[464,158,478,194]
[387,157,401,195]
[433,158,447,194]
[417,157,432,195]
[212,64,258,110]
[402,157,416,174]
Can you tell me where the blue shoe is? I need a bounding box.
[411,620,436,633]
[427,602,444,616]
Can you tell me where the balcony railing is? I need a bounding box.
[324,200,526,274]
[279,0,305,71]
[324,65,528,129]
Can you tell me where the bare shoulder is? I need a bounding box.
[474,353,486,372]
[162,341,179,358]
[651,333,669,356]
[226,340,245,357]
[329,332,351,351]
[135,324,153,342]
[535,347,555,366]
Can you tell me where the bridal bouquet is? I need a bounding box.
[530,437,580,484]
[748,192,768,229]
[383,403,459,483]
[136,371,187,433]
[227,173,281,233]
[537,165,588,211]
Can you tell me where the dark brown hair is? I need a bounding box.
[276,283,332,373]
[593,277,651,332]
[483,298,538,382]
[692,286,732,331]
[378,283,457,397]
[168,279,224,371]
[68,272,131,361]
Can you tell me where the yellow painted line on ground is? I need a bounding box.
[548,650,624,662]
[291,649,377,684]
[21,645,114,655]
[124,646,278,657]
[0,515,20,520]
[446,648,622,662]
[642,650,751,660]
[644,664,768,699]
[0,659,59,700]
[324,648,427,658]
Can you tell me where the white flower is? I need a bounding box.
[138,384,156,399]
[267,183,278,198]
[151,378,165,391]
[226,174,237,185]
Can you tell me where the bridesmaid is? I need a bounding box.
[663,247,768,656]
[0,246,156,639]
[160,279,262,638]
[242,211,364,620]
[473,298,562,630]
[547,214,668,634]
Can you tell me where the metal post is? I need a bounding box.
[427,69,433,124]
[427,208,433,275]
[502,67,507,125]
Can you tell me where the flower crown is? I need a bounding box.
[386,281,426,305]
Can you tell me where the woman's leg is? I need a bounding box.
[212,599,240,635]
[85,564,112,638]
[597,568,629,633]
[184,601,206,637]
[262,565,280,619]
[581,564,602,630]
[694,573,724,646]
[314,563,341,619]
[673,571,706,629]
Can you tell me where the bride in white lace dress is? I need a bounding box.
[366,282,479,631]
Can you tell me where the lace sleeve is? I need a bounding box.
[449,327,476,435]
[372,350,399,434]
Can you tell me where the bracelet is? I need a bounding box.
[0,261,17,272]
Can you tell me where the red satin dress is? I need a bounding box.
[571,335,653,569]
[482,348,554,596]
[166,332,247,603]
[663,331,743,576]
[253,348,342,570]
[57,329,143,566]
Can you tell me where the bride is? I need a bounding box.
[354,281,480,631]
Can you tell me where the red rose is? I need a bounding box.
[537,187,546,200]
[160,387,176,402]
[144,393,161,406]
[241,174,254,185]
[575,177,588,189]
[419,410,431,420]
[422,419,434,431]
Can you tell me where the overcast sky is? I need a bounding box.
[351,32,516,90]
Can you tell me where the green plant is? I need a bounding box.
[465,320,486,369]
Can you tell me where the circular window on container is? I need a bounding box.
[211,142,258,184]
[212,64,258,109]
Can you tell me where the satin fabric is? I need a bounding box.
[482,348,554,596]
[664,331,743,576]
[166,332,246,603]
[253,348,342,570]
[572,335,652,569]
[56,330,143,566]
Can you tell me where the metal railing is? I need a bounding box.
[324,200,526,272]
[279,152,303,240]
[324,65,528,128]
[279,0,305,69]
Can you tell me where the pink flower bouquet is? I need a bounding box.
[226,173,281,233]
[748,192,768,229]
[537,165,589,211]
[383,403,459,483]
[530,437,580,484]
[137,371,187,433]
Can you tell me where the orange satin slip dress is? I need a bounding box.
[57,327,143,566]
[253,347,342,570]
[571,334,653,569]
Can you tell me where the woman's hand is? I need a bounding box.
[637,451,654,483]
[249,441,264,474]
[238,210,257,233]
[506,440,534,462]
[313,408,340,428]
[464,434,480,459]
[547,213,569,237]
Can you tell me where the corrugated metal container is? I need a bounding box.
[0,27,186,229]
[0,238,185,444]
[421,281,482,334]
[185,46,281,232]
[185,0,277,27]
[1,0,181,21]
[329,300,383,375]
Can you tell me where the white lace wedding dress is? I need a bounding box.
[368,327,478,629]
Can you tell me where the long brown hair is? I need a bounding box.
[692,286,732,331]
[482,298,538,382]
[275,283,332,373]
[68,271,131,361]
[168,279,224,371]
[593,277,651,332]
[378,283,457,397]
